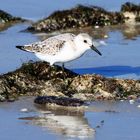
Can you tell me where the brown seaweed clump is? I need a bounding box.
[27,5,125,33]
[0,61,140,103]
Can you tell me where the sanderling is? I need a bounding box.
[16,33,102,66]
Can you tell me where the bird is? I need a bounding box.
[16,33,102,68]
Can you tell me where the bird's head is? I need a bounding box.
[74,33,102,56]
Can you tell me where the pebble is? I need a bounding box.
[20,108,28,112]
[0,95,6,102]
[94,25,99,29]
[137,105,140,108]
[129,100,135,104]
[104,35,108,38]
[99,40,107,46]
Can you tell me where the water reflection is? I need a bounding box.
[20,105,95,139]
[35,23,140,41]
[0,23,13,32]
[122,23,140,39]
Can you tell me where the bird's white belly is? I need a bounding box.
[35,45,84,65]
[54,46,83,63]
[35,53,54,63]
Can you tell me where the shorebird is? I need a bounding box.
[16,33,102,67]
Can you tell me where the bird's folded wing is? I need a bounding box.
[21,33,76,55]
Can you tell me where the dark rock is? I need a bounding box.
[27,5,125,33]
[0,9,24,31]
[34,96,85,107]
[0,10,20,23]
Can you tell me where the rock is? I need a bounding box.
[121,2,140,13]
[128,95,137,99]
[0,61,140,102]
[34,96,85,107]
[0,9,24,31]
[0,61,77,101]
[129,99,135,104]
[20,108,28,112]
[95,89,115,99]
[0,10,19,23]
[26,3,140,33]
[27,5,125,33]
[137,105,140,108]
[0,95,6,102]
[121,2,140,23]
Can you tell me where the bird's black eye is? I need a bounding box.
[84,40,87,43]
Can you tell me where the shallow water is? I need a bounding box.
[1,97,140,140]
[0,1,140,140]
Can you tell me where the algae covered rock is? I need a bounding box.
[70,75,140,100]
[27,5,125,33]
[0,61,140,102]
[0,9,24,31]
[0,61,77,101]
[0,10,20,23]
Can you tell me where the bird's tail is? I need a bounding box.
[16,45,25,50]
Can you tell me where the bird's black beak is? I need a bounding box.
[90,45,102,56]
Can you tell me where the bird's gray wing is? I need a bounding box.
[17,33,75,55]
[49,33,75,41]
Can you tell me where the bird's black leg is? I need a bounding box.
[48,64,52,79]
[62,63,66,79]
[62,63,64,72]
